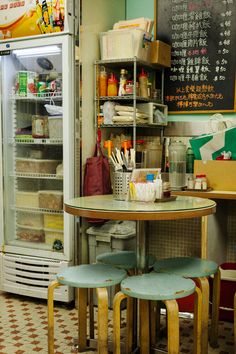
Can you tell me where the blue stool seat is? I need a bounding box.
[113,272,202,354]
[48,263,126,354]
[57,263,126,287]
[154,257,221,352]
[154,257,218,277]
[96,250,156,271]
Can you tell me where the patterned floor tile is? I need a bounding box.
[0,291,234,353]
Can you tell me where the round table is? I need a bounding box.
[65,194,216,271]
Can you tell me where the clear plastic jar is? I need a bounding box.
[168,140,186,190]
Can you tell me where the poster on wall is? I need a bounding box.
[156,0,236,114]
[0,0,66,40]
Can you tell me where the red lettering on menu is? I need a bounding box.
[0,4,8,10]
[188,0,213,11]
[9,1,25,8]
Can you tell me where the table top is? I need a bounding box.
[64,195,216,221]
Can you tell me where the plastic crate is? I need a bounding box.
[86,221,136,307]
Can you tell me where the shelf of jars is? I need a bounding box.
[99,123,166,128]
[95,58,165,70]
[13,172,63,180]
[13,206,63,215]
[12,137,63,145]
[10,91,62,101]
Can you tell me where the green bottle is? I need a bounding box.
[186,147,195,173]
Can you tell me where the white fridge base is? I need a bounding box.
[0,253,74,302]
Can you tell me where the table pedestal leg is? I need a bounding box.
[136,220,149,273]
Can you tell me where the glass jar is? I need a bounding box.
[162,181,171,198]
[32,115,49,138]
[168,140,186,190]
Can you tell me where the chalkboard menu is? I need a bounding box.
[156,0,236,114]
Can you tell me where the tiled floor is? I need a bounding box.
[0,291,234,353]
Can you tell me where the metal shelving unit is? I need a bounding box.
[94,57,167,153]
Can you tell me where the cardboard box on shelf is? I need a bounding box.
[194,160,236,191]
[150,40,171,67]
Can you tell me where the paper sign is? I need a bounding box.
[0,0,65,39]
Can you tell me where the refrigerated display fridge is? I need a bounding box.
[0,34,76,301]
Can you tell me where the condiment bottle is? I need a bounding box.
[107,73,118,96]
[194,175,202,190]
[186,147,195,173]
[118,69,127,96]
[139,68,148,98]
[99,66,107,96]
[201,174,207,190]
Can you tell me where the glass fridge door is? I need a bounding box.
[0,36,74,261]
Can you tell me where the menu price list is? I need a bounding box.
[156,0,236,113]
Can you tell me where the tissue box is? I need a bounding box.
[150,40,171,67]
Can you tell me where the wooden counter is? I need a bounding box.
[173,190,236,200]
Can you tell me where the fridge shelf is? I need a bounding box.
[14,206,63,215]
[14,172,63,180]
[10,92,62,101]
[8,239,63,252]
[13,138,63,145]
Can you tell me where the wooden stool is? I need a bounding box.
[154,257,221,352]
[113,273,202,354]
[96,250,156,272]
[47,263,126,354]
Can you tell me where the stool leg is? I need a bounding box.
[193,287,202,354]
[96,287,108,354]
[126,296,134,353]
[48,280,61,354]
[150,301,157,346]
[113,292,128,354]
[234,292,236,354]
[139,299,150,354]
[89,288,95,339]
[163,299,179,354]
[196,277,209,354]
[78,288,88,351]
[210,269,221,348]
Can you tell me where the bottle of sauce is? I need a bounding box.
[118,69,127,96]
[99,66,107,96]
[107,73,118,96]
[139,68,148,98]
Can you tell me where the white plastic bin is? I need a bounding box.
[100,29,152,61]
[48,116,63,139]
[86,220,136,307]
